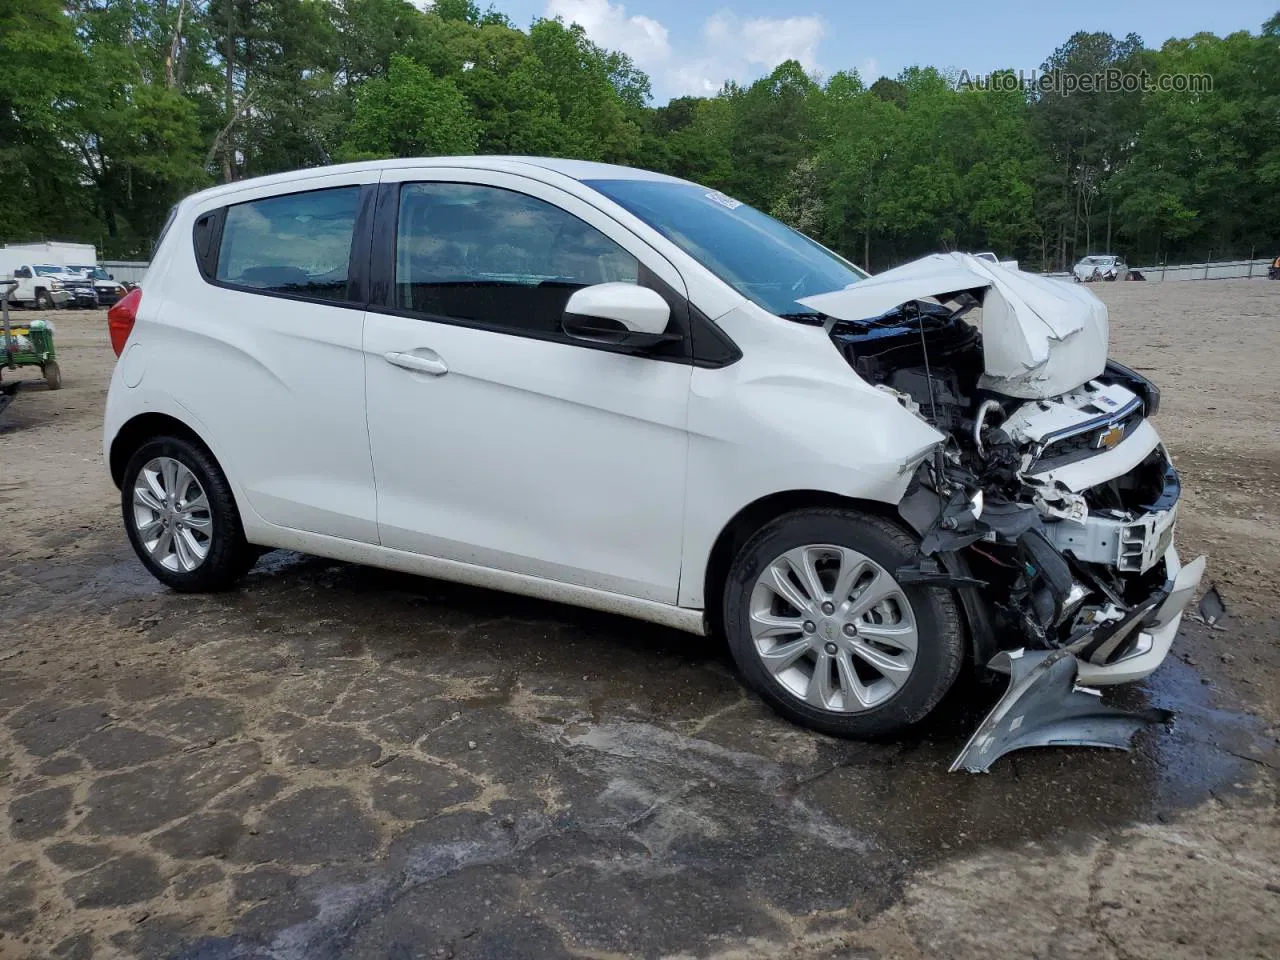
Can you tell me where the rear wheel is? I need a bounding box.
[121,436,256,591]
[722,508,964,737]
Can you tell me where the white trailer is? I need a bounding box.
[3,241,98,266]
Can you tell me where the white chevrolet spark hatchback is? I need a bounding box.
[105,157,1203,752]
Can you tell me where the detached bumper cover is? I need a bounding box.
[950,648,1173,773]
[951,547,1203,773]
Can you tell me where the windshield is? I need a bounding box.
[33,265,64,276]
[69,265,107,279]
[1081,256,1113,266]
[586,179,866,318]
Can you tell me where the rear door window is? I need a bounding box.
[216,187,361,303]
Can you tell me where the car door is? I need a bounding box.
[362,169,692,604]
[12,265,33,302]
[167,174,380,543]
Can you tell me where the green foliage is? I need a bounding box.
[341,55,479,159]
[771,158,825,236]
[1109,29,1280,257]
[0,0,91,240]
[2,0,1277,271]
[725,61,818,208]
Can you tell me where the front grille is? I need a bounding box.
[1030,400,1144,472]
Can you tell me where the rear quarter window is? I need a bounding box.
[214,187,361,303]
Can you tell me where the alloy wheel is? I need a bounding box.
[131,456,213,572]
[748,544,919,712]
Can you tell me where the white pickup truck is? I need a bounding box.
[0,254,72,310]
[64,264,129,307]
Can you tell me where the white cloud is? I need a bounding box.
[545,0,672,68]
[677,12,825,95]
[709,12,824,72]
[543,1,826,100]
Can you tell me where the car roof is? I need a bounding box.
[181,156,686,208]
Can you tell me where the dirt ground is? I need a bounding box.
[1,280,1278,960]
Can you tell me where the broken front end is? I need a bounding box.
[806,254,1206,770]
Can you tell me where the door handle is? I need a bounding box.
[384,350,448,376]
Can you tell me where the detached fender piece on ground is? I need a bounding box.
[950,648,1173,774]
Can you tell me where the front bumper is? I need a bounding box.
[950,544,1201,773]
[67,288,98,307]
[48,291,72,307]
[1075,546,1205,686]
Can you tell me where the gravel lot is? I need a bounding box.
[1,280,1278,959]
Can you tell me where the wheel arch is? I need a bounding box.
[109,412,215,489]
[700,490,903,641]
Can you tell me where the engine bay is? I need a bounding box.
[828,301,1177,663]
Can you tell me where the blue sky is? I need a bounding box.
[491,0,1277,101]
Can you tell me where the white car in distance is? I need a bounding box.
[1074,254,1128,282]
[103,157,1203,752]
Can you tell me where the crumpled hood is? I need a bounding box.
[798,252,1110,400]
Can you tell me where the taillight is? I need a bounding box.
[107,288,141,357]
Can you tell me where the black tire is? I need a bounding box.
[36,290,53,310]
[43,361,62,390]
[121,435,256,592]
[722,508,964,738]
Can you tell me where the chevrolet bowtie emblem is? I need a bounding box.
[1098,423,1126,450]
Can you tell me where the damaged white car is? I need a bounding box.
[104,159,1203,771]
[1073,254,1128,282]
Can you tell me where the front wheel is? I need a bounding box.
[42,361,61,390]
[722,509,964,738]
[36,291,53,310]
[121,436,257,591]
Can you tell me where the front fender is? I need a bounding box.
[677,304,944,608]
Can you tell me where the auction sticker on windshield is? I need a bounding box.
[705,190,743,210]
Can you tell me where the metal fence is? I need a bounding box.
[1130,257,1274,282]
[101,260,149,284]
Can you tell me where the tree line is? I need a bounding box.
[2,0,1277,270]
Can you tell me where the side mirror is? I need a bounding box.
[562,282,680,348]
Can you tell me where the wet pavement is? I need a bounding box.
[2,542,1276,959]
